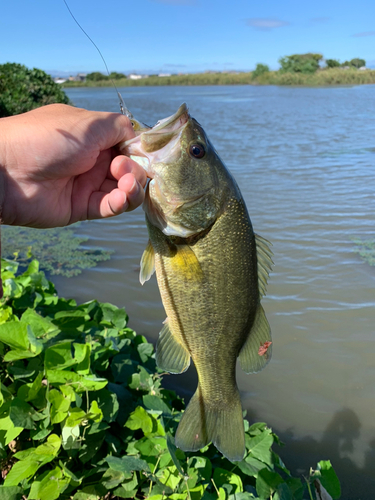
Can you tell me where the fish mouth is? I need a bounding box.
[118,103,190,176]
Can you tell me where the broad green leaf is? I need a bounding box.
[256,468,283,499]
[213,468,243,494]
[0,322,29,350]
[0,306,14,325]
[74,342,91,374]
[135,436,167,457]
[17,372,44,403]
[137,342,154,362]
[87,400,103,422]
[274,482,293,500]
[105,455,150,474]
[28,466,69,500]
[3,460,39,486]
[62,424,80,450]
[0,486,23,500]
[246,431,273,464]
[101,468,126,489]
[248,422,268,435]
[188,456,212,483]
[45,341,76,370]
[126,406,154,435]
[65,407,87,428]
[46,370,107,392]
[158,465,181,490]
[95,390,119,423]
[21,308,56,337]
[315,460,341,499]
[9,398,36,429]
[0,416,23,445]
[239,456,266,477]
[143,395,172,415]
[100,302,128,329]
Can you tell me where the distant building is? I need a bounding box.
[67,74,87,82]
[158,73,171,77]
[54,78,67,84]
[128,74,145,80]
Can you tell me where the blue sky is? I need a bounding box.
[1,0,375,75]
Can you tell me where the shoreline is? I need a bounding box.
[62,68,375,88]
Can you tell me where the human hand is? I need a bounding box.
[0,104,147,228]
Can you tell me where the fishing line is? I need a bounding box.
[62,0,129,116]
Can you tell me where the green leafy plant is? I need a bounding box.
[0,63,70,117]
[278,54,323,74]
[2,225,112,278]
[252,64,270,80]
[352,238,375,266]
[0,259,341,499]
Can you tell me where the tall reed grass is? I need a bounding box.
[63,68,375,88]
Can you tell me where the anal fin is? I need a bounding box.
[239,304,272,374]
[140,240,155,285]
[156,320,190,374]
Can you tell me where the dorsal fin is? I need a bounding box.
[255,233,273,298]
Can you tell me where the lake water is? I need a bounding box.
[62,85,375,499]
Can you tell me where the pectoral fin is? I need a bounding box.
[156,320,191,374]
[255,233,273,298]
[170,245,203,281]
[239,304,272,374]
[140,240,155,285]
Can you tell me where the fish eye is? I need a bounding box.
[189,143,205,159]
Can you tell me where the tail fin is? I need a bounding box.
[175,385,245,462]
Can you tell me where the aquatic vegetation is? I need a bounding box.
[2,225,112,278]
[352,238,375,267]
[0,258,341,499]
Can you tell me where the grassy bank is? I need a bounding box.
[63,68,375,88]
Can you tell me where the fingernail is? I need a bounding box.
[129,178,141,197]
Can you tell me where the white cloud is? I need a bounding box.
[246,18,290,31]
[352,31,375,37]
[310,17,330,24]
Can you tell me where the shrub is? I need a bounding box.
[252,64,270,80]
[325,59,340,68]
[0,63,70,117]
[278,54,323,74]
[86,72,109,82]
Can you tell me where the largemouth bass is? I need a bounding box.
[119,104,273,462]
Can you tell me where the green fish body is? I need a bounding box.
[119,104,273,462]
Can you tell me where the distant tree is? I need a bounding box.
[349,58,366,68]
[325,59,340,68]
[0,63,70,118]
[108,71,126,80]
[279,53,323,74]
[86,71,109,81]
[252,63,270,79]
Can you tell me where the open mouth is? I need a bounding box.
[118,104,190,176]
